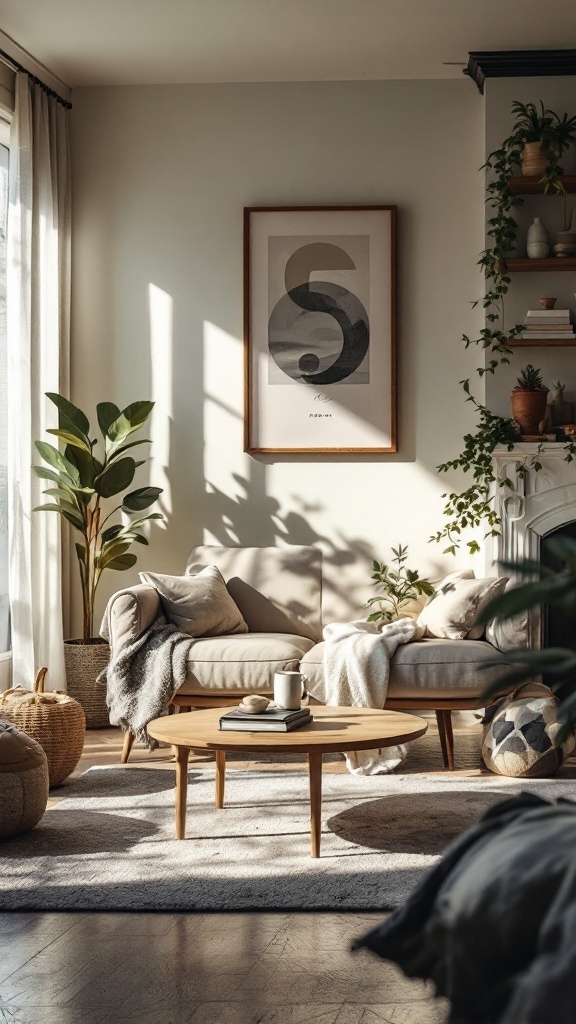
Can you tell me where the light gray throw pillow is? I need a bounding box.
[139,565,249,637]
[417,575,509,640]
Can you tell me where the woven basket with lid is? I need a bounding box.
[0,668,86,787]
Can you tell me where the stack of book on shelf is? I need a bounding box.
[219,706,313,732]
[517,308,575,343]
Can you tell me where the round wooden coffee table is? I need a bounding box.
[147,706,427,858]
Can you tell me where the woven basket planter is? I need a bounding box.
[64,639,110,729]
[0,668,86,787]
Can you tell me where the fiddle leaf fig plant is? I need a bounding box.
[365,545,435,624]
[33,394,164,643]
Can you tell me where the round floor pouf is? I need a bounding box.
[0,721,49,839]
[483,682,576,778]
[0,669,86,786]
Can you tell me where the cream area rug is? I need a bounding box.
[1,766,575,911]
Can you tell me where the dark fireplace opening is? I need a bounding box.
[540,522,576,684]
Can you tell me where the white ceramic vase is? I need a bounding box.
[527,217,550,259]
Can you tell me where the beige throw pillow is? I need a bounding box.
[139,565,248,637]
[417,575,509,640]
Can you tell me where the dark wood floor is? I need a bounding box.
[0,911,448,1023]
[1,715,487,1023]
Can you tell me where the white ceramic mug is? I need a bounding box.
[273,670,306,710]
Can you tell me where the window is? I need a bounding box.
[0,138,9,653]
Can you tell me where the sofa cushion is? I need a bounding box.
[301,638,512,703]
[418,576,509,640]
[185,546,322,641]
[178,632,315,694]
[140,565,248,637]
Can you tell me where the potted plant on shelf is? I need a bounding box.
[33,394,164,726]
[510,365,549,437]
[510,100,576,179]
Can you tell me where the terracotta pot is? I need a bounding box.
[521,141,549,178]
[510,388,549,434]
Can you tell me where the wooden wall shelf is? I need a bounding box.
[509,337,576,347]
[503,257,576,272]
[508,175,576,195]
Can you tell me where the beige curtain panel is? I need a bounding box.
[7,72,71,688]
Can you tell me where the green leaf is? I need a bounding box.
[65,446,103,489]
[70,485,96,506]
[97,402,121,437]
[95,458,136,499]
[45,393,90,436]
[477,576,576,627]
[104,553,138,572]
[107,438,152,462]
[98,540,132,565]
[33,465,75,491]
[33,502,84,530]
[35,441,80,483]
[46,428,92,453]
[107,401,154,442]
[100,524,125,543]
[43,487,81,507]
[75,542,87,565]
[126,512,163,529]
[123,401,155,428]
[122,486,162,512]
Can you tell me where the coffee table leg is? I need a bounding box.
[174,745,189,840]
[215,749,226,808]
[308,751,323,858]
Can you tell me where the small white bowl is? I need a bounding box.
[239,695,270,714]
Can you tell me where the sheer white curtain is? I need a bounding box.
[7,72,71,688]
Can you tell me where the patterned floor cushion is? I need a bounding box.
[482,682,575,778]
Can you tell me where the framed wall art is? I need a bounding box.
[244,205,397,454]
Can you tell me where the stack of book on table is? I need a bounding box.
[219,706,313,732]
[517,309,575,342]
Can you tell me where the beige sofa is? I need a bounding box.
[106,545,513,768]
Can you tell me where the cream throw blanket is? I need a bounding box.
[322,618,424,775]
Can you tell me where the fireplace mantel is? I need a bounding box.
[490,444,576,647]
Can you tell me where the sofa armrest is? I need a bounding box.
[101,584,162,657]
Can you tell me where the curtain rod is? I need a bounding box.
[0,49,72,110]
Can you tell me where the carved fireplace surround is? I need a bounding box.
[490,444,576,649]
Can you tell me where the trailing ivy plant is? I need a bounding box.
[432,100,576,556]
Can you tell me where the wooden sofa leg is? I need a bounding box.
[436,710,455,771]
[121,731,135,764]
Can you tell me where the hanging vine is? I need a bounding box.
[431,101,576,556]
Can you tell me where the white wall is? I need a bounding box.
[484,77,576,416]
[70,80,485,633]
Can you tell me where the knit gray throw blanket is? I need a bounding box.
[97,619,195,746]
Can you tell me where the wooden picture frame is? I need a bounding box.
[244,205,397,454]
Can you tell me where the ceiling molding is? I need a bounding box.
[465,50,576,94]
